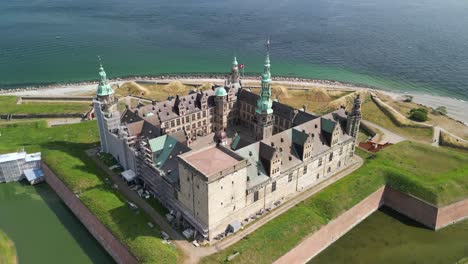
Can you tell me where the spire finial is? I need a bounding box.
[266,37,271,54]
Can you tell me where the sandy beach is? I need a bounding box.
[2,77,467,125]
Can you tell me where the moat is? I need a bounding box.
[0,182,113,264]
[309,207,468,264]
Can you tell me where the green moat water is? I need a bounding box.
[0,182,114,264]
[309,207,468,264]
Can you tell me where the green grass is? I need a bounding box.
[0,229,17,264]
[0,96,90,114]
[361,99,433,142]
[202,144,468,263]
[0,121,180,264]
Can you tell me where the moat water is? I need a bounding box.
[0,182,114,264]
[1,0,468,100]
[309,207,468,264]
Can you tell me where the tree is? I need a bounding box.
[402,95,413,103]
[409,108,428,122]
[433,106,447,115]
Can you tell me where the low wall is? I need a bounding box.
[275,186,468,264]
[21,96,93,102]
[383,186,438,229]
[0,113,83,119]
[274,187,386,264]
[436,198,468,229]
[41,162,138,264]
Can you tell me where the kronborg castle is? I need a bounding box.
[94,49,362,240]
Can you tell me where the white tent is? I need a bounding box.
[121,170,136,182]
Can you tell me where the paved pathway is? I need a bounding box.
[361,120,406,144]
[87,148,363,264]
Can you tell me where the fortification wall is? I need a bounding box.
[41,162,138,264]
[436,198,468,229]
[274,187,386,264]
[382,186,438,229]
[275,186,468,264]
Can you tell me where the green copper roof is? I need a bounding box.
[231,133,241,150]
[215,86,227,97]
[97,65,114,97]
[256,53,273,114]
[321,118,336,133]
[149,135,177,167]
[232,56,238,66]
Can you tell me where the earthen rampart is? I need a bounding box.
[41,162,138,264]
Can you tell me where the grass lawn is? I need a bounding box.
[0,229,17,264]
[0,121,180,264]
[361,99,433,142]
[0,96,90,115]
[115,81,212,102]
[202,142,468,263]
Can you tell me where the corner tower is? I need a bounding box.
[254,40,274,140]
[93,63,120,153]
[230,56,240,85]
[346,94,362,140]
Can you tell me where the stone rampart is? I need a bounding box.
[274,187,385,264]
[436,198,468,229]
[41,162,138,264]
[382,186,438,229]
[275,186,468,264]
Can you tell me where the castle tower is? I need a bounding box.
[230,56,240,84]
[93,63,120,153]
[346,94,362,140]
[254,40,274,140]
[214,86,228,134]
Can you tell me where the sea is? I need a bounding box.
[0,0,468,101]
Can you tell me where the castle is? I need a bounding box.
[94,48,361,240]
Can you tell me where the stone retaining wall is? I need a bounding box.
[41,162,138,264]
[274,187,386,264]
[383,186,438,229]
[275,186,468,264]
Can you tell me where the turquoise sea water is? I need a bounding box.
[1,0,468,100]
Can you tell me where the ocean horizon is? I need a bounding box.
[1,0,468,101]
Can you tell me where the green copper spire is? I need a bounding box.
[96,62,114,97]
[256,39,273,114]
[232,56,238,67]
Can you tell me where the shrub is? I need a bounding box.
[408,108,428,122]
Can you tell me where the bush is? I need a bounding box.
[433,106,447,115]
[408,108,428,122]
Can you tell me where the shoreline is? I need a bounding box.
[1,75,467,125]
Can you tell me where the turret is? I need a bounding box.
[254,39,275,140]
[96,63,115,109]
[346,94,362,139]
[230,56,240,84]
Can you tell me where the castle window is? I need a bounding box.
[339,147,343,155]
[203,111,207,118]
[318,158,323,167]
[186,116,190,123]
[254,191,259,202]
[176,119,181,126]
[327,167,331,174]
[317,174,320,179]
[197,112,201,119]
[329,152,334,162]
[272,181,277,192]
[288,173,293,182]
[303,165,308,175]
